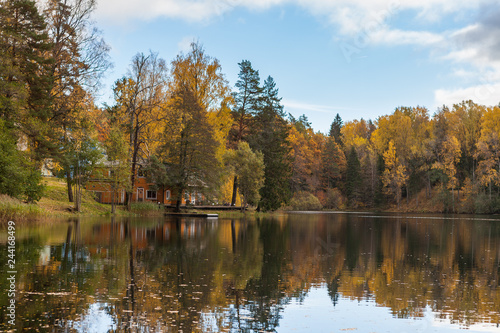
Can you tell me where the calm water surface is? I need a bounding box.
[2,213,500,332]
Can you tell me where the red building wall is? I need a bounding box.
[87,173,199,205]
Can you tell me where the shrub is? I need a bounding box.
[474,193,500,214]
[324,188,345,210]
[0,194,44,222]
[433,185,452,213]
[458,178,479,214]
[130,201,161,213]
[289,191,323,211]
[0,121,45,203]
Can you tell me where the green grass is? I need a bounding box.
[130,201,162,216]
[0,177,162,224]
[0,195,46,223]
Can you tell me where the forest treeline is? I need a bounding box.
[2,0,500,213]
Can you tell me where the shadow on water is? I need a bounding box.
[1,213,500,331]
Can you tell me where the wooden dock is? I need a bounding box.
[164,212,219,218]
[163,205,246,211]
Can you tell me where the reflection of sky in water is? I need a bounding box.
[70,303,115,333]
[280,286,500,333]
[5,215,500,332]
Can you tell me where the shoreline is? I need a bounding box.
[1,177,498,226]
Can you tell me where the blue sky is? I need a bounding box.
[93,0,500,133]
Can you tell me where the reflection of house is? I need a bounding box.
[86,165,202,205]
[84,220,206,250]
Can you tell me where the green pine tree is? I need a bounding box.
[0,120,44,202]
[345,146,362,208]
[229,60,263,205]
[374,153,386,208]
[250,76,291,211]
[0,0,53,141]
[329,113,344,147]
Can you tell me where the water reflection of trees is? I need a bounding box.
[2,214,500,331]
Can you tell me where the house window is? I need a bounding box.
[146,190,157,200]
[137,166,146,178]
[165,190,171,200]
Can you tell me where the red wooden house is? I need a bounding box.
[86,165,202,206]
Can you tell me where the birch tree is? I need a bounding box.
[113,51,168,210]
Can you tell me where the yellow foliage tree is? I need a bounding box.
[476,106,500,200]
[113,52,168,209]
[342,119,377,205]
[382,141,408,209]
[433,135,461,211]
[170,42,233,163]
[288,125,324,192]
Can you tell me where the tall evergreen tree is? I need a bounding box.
[231,60,262,143]
[329,113,344,147]
[250,76,291,211]
[374,153,386,208]
[345,146,362,207]
[228,60,262,205]
[0,0,53,137]
[321,136,346,190]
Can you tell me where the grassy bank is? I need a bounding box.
[0,177,163,224]
[4,177,491,226]
[0,195,47,222]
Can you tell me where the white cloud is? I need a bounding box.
[95,0,287,24]
[370,28,444,46]
[95,0,486,29]
[283,99,363,114]
[177,36,196,53]
[93,0,492,60]
[431,5,500,108]
[435,83,500,108]
[94,0,500,109]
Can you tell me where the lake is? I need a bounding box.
[2,212,500,332]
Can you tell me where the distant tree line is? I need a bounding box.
[1,0,500,213]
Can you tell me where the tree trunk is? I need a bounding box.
[161,185,165,210]
[490,182,492,201]
[127,115,141,211]
[231,175,238,206]
[406,186,409,206]
[66,171,74,202]
[111,189,116,214]
[74,173,81,212]
[473,159,476,184]
[427,174,431,199]
[397,189,400,210]
[452,187,455,213]
[175,188,183,212]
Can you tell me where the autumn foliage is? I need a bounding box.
[2,0,500,213]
